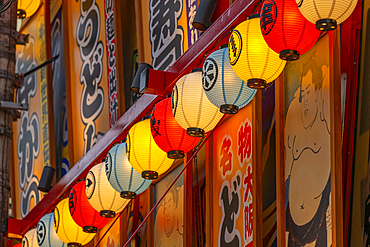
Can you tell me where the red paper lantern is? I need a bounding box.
[13,244,21,247]
[151,98,200,159]
[260,0,321,61]
[68,181,110,233]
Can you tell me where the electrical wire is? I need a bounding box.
[122,115,226,247]
[0,0,14,14]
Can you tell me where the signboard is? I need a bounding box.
[66,0,111,162]
[51,7,69,177]
[153,164,184,246]
[284,34,332,246]
[13,5,45,218]
[212,104,253,247]
[137,0,198,70]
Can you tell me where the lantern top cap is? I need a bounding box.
[191,68,202,73]
[248,14,260,20]
[219,43,228,49]
[143,115,151,120]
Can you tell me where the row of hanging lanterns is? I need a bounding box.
[17,0,360,245]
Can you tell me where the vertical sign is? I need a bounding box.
[38,14,50,169]
[104,0,118,127]
[186,0,198,47]
[67,0,110,163]
[149,0,184,70]
[138,0,196,71]
[284,34,332,247]
[51,8,69,177]
[14,6,45,218]
[213,104,253,247]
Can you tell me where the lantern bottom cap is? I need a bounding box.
[68,243,82,247]
[187,127,205,137]
[316,19,337,31]
[280,50,300,61]
[83,226,98,233]
[167,150,185,159]
[100,210,115,218]
[121,191,137,199]
[142,170,159,180]
[220,104,239,114]
[247,78,267,89]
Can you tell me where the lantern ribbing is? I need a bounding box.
[106,143,152,198]
[203,47,256,113]
[151,98,200,158]
[69,181,110,232]
[127,119,174,179]
[260,0,321,61]
[228,15,286,89]
[17,0,41,18]
[37,213,66,247]
[172,69,224,136]
[54,199,96,247]
[296,0,358,31]
[86,162,129,218]
[21,229,38,247]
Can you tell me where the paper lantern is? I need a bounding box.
[127,119,174,179]
[36,213,66,247]
[106,142,152,199]
[260,0,321,60]
[54,199,95,247]
[86,162,129,218]
[296,0,357,31]
[202,46,257,114]
[151,98,200,158]
[21,229,38,247]
[14,244,22,247]
[171,69,224,137]
[17,0,41,19]
[228,14,286,89]
[69,181,110,232]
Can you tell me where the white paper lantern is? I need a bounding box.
[172,69,224,137]
[203,46,256,114]
[37,213,66,247]
[296,0,358,31]
[22,229,38,247]
[86,162,129,218]
[106,142,152,199]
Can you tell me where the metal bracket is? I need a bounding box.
[0,125,12,139]
[16,33,29,45]
[0,101,28,111]
[0,70,17,84]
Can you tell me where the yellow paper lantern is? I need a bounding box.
[21,229,38,247]
[171,69,224,137]
[127,119,173,179]
[296,0,357,31]
[86,162,129,218]
[17,0,41,19]
[228,14,286,89]
[53,199,95,247]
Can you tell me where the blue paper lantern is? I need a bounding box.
[106,142,152,199]
[36,212,66,247]
[202,46,257,114]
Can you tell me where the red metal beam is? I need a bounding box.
[13,0,259,235]
[19,94,161,234]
